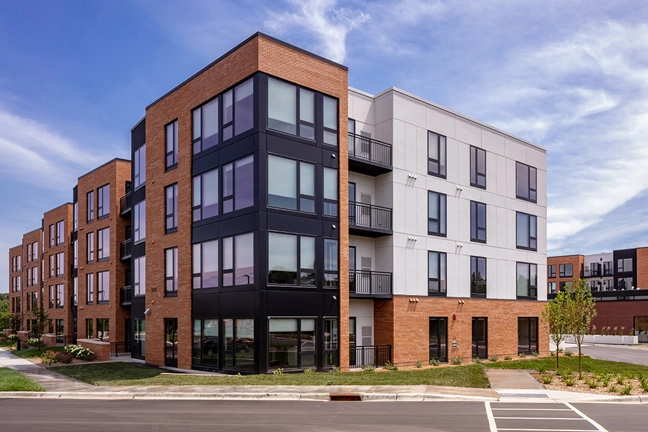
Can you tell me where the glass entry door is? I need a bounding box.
[472,317,487,359]
[429,317,447,362]
[165,318,178,367]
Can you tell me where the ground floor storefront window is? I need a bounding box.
[268,318,315,371]
[429,317,447,362]
[518,317,538,355]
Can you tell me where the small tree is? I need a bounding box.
[542,289,569,369]
[30,306,49,351]
[9,313,22,334]
[565,278,597,378]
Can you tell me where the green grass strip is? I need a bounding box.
[0,368,45,392]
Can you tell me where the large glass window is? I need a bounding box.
[617,258,633,273]
[548,282,556,294]
[268,155,315,212]
[165,247,178,296]
[516,262,538,299]
[73,202,78,231]
[428,251,447,296]
[428,131,447,178]
[268,233,316,286]
[193,319,219,367]
[470,201,486,243]
[49,285,54,309]
[87,191,94,222]
[548,264,556,278]
[56,284,64,308]
[323,167,338,216]
[322,95,338,146]
[516,162,537,202]
[134,201,146,242]
[470,256,487,297]
[268,318,316,371]
[428,191,447,236]
[429,317,448,362]
[165,184,178,233]
[56,220,64,245]
[97,228,110,261]
[133,256,146,296]
[268,77,297,134]
[49,224,55,247]
[73,239,78,268]
[324,318,338,367]
[516,212,537,250]
[193,169,219,221]
[193,240,219,289]
[134,144,146,189]
[98,184,110,219]
[559,264,573,277]
[470,146,486,188]
[56,252,64,277]
[166,120,178,170]
[222,232,254,286]
[86,273,94,305]
[234,78,254,135]
[49,254,55,277]
[224,319,254,371]
[193,98,219,154]
[472,317,488,359]
[97,271,109,304]
[518,317,538,355]
[223,155,254,213]
[86,232,94,263]
[324,239,338,287]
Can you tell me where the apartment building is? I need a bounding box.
[122,32,548,374]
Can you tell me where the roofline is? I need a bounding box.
[42,202,73,216]
[22,228,42,237]
[77,158,131,181]
[547,255,585,259]
[146,31,347,111]
[9,244,22,251]
[130,116,145,132]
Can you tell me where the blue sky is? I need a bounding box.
[2,0,648,292]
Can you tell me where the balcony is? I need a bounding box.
[120,285,132,306]
[349,270,392,299]
[120,192,132,216]
[583,268,601,277]
[349,202,392,237]
[348,133,392,176]
[349,344,392,368]
[120,239,132,261]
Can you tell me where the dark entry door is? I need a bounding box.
[472,317,487,359]
[429,317,448,362]
[165,318,178,367]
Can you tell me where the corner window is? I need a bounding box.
[470,201,486,243]
[193,98,219,154]
[97,228,110,261]
[56,220,64,245]
[269,318,316,371]
[223,155,254,213]
[428,131,446,178]
[134,145,146,189]
[97,184,110,219]
[323,239,338,287]
[559,264,572,278]
[516,212,537,250]
[428,251,447,296]
[166,120,178,170]
[97,271,109,304]
[548,264,556,278]
[268,233,316,286]
[470,256,487,297]
[133,256,146,296]
[193,169,219,221]
[322,96,338,146]
[193,240,219,289]
[134,201,146,243]
[234,78,254,135]
[516,262,537,299]
[87,191,95,222]
[428,191,447,236]
[268,155,315,213]
[165,183,178,233]
[516,162,537,202]
[323,167,338,217]
[86,273,94,305]
[86,232,94,263]
[165,247,178,296]
[470,146,486,188]
[222,232,254,286]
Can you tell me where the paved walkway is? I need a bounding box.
[565,344,648,366]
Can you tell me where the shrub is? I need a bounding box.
[329,366,340,373]
[558,348,564,354]
[429,359,440,366]
[272,368,284,375]
[504,355,512,361]
[556,368,572,377]
[384,361,396,370]
[613,326,618,336]
[609,384,617,393]
[518,352,526,358]
[549,350,555,357]
[41,350,73,365]
[537,364,547,374]
[564,350,573,357]
[562,375,575,386]
[362,364,375,372]
[640,378,648,393]
[27,337,43,347]
[7,334,18,343]
[303,368,315,375]
[616,375,625,385]
[488,355,498,362]
[601,374,612,387]
[541,373,553,384]
[621,384,633,395]
[415,360,422,368]
[586,379,598,389]
[63,344,94,361]
[473,357,483,365]
[531,351,539,357]
[451,356,463,365]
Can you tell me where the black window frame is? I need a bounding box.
[86,273,94,305]
[472,317,488,359]
[267,232,317,287]
[548,282,556,294]
[49,224,55,248]
[192,96,220,155]
[428,191,447,237]
[56,252,64,277]
[192,240,219,290]
[192,169,219,222]
[429,317,448,362]
[267,154,316,213]
[56,284,64,308]
[56,220,64,245]
[268,317,317,371]
[428,251,447,296]
[165,183,179,234]
[222,155,255,214]
[323,238,338,288]
[427,131,447,178]
[548,264,556,278]
[516,262,538,299]
[133,144,146,189]
[470,201,487,243]
[470,146,486,189]
[516,212,537,251]
[323,167,338,217]
[86,232,94,263]
[222,232,255,287]
[97,271,109,304]
[559,264,573,278]
[97,227,110,262]
[470,256,487,298]
[518,317,538,355]
[165,247,178,297]
[267,76,317,141]
[97,184,110,219]
[165,119,178,171]
[87,190,95,222]
[516,162,537,202]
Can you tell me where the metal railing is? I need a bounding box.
[120,239,132,260]
[349,202,392,232]
[583,268,601,277]
[348,133,392,167]
[120,286,132,306]
[349,270,392,297]
[110,341,131,357]
[349,345,392,368]
[120,192,132,215]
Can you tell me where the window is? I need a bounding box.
[30,266,38,286]
[86,273,94,305]
[193,319,219,367]
[134,145,146,188]
[603,261,613,275]
[559,281,572,291]
[222,233,254,286]
[56,252,64,277]
[472,317,488,359]
[56,284,64,308]
[165,183,178,233]
[192,240,218,289]
[267,77,317,140]
[516,212,537,250]
[49,285,54,309]
[49,254,55,278]
[428,191,447,236]
[193,98,219,154]
[429,317,448,362]
[234,78,254,135]
[193,169,219,221]
[73,277,78,306]
[73,202,78,231]
[518,317,538,355]
[56,220,64,245]
[470,256,487,297]
[559,264,573,278]
[324,318,338,367]
[87,191,95,222]
[223,155,254,213]
[428,131,447,178]
[548,264,556,278]
[97,271,109,304]
[166,120,178,170]
[268,155,315,212]
[73,239,78,268]
[134,201,146,242]
[133,256,146,296]
[617,258,633,273]
[470,146,486,188]
[97,184,110,218]
[97,318,109,340]
[31,241,38,261]
[49,224,55,247]
[322,95,338,146]
[268,233,316,286]
[86,232,94,263]
[516,262,538,298]
[165,248,178,296]
[618,277,633,290]
[97,228,110,261]
[223,318,255,370]
[470,201,486,243]
[323,167,338,216]
[86,319,94,339]
[428,251,447,296]
[268,318,316,371]
[548,282,556,294]
[516,162,537,202]
[324,239,338,287]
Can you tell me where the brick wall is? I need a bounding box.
[20,228,43,330]
[591,300,648,333]
[547,255,584,290]
[636,248,648,289]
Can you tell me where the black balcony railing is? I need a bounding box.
[120,286,132,306]
[110,341,131,357]
[120,239,132,261]
[349,270,392,298]
[120,192,132,216]
[348,133,392,166]
[349,345,392,368]
[583,268,601,277]
[349,202,392,235]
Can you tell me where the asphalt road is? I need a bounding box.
[566,344,648,366]
[0,399,645,432]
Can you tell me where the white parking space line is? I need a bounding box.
[492,408,572,411]
[564,403,609,432]
[497,429,601,431]
[487,401,602,432]
[484,402,498,432]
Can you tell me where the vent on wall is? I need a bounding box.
[361,326,372,346]
[361,257,372,270]
[360,193,371,204]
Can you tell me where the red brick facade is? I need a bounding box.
[547,255,583,291]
